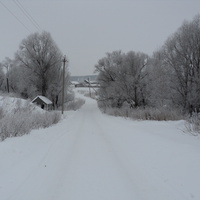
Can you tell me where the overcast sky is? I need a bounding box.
[0,0,200,76]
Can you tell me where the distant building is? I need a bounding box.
[32,96,52,110]
[70,75,100,88]
[70,81,80,87]
[74,82,87,88]
[70,75,97,82]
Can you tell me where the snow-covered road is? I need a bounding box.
[0,90,200,200]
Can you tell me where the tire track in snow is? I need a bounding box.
[5,111,86,200]
[92,104,190,200]
[57,100,139,200]
[90,107,147,200]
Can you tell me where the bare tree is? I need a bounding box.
[95,50,149,109]
[95,51,124,108]
[16,31,62,96]
[0,57,13,93]
[162,14,200,112]
[0,64,5,90]
[146,50,173,108]
[122,51,148,107]
[15,31,68,106]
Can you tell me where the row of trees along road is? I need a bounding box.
[95,14,200,114]
[0,31,70,108]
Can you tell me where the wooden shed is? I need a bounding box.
[32,96,52,110]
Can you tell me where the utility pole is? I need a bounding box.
[88,78,91,97]
[6,77,9,93]
[3,63,10,93]
[62,55,67,115]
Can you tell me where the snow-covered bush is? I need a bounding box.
[83,91,97,99]
[0,107,4,120]
[185,113,200,135]
[0,91,21,98]
[76,89,97,99]
[129,107,183,121]
[65,98,85,111]
[0,103,61,141]
[101,106,183,121]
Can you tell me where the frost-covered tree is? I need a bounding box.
[0,57,13,92]
[15,31,69,107]
[95,51,124,108]
[0,64,5,91]
[95,50,149,109]
[8,60,32,96]
[162,14,200,112]
[16,31,62,96]
[122,51,148,107]
[146,50,173,107]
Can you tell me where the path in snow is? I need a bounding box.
[0,90,200,200]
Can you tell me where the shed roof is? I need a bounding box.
[32,96,52,105]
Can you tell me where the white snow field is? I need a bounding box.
[0,89,200,200]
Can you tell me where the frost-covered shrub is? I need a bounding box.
[0,106,61,141]
[76,89,97,99]
[65,98,85,111]
[83,91,97,99]
[0,107,4,120]
[77,89,87,95]
[49,111,61,124]
[0,111,31,140]
[0,91,21,98]
[185,113,200,135]
[41,111,61,128]
[101,106,183,121]
[129,107,183,121]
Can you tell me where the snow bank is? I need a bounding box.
[0,96,43,113]
[0,96,61,141]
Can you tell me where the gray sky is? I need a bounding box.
[0,0,200,76]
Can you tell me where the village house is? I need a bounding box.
[32,96,52,110]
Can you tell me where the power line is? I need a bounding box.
[13,0,41,32]
[0,1,31,33]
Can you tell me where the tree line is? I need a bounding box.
[0,31,70,108]
[95,14,200,115]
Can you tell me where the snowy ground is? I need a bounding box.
[0,89,200,200]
